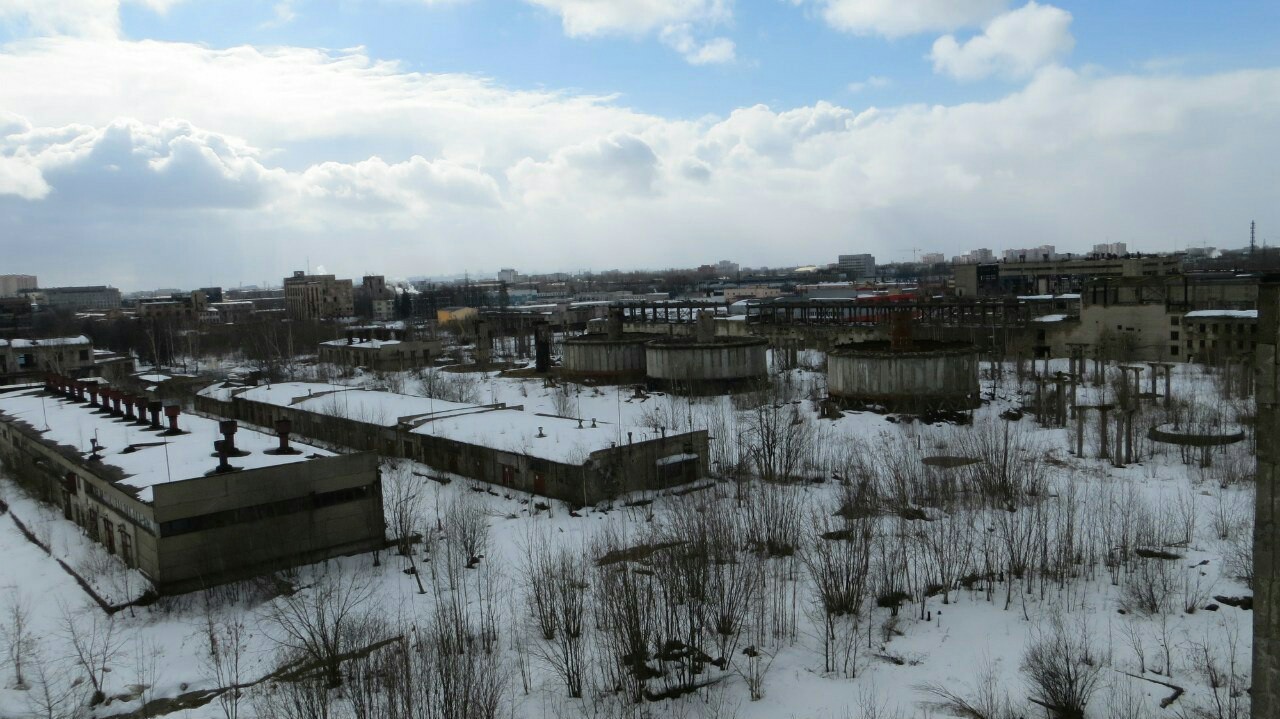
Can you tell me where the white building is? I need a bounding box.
[1092,242,1128,256]
[0,275,36,297]
[837,254,876,279]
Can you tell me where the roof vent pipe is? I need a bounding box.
[147,401,162,429]
[269,418,302,455]
[163,405,183,435]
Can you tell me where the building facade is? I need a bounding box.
[318,327,444,371]
[284,272,355,321]
[0,336,94,380]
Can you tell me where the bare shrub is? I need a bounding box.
[521,534,590,698]
[917,658,1021,719]
[1020,614,1103,719]
[201,610,247,719]
[260,567,381,687]
[801,510,873,677]
[59,601,126,704]
[1123,559,1178,615]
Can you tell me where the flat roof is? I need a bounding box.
[0,386,334,503]
[226,382,483,428]
[411,409,649,463]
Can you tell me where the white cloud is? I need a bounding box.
[659,24,735,65]
[0,0,182,39]
[847,75,890,93]
[808,0,1007,37]
[930,2,1074,81]
[522,0,733,65]
[522,0,729,37]
[0,35,1277,289]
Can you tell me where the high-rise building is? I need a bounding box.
[0,275,36,297]
[837,254,876,279]
[284,271,355,320]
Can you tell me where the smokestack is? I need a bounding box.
[147,401,162,429]
[163,405,183,435]
[696,310,716,343]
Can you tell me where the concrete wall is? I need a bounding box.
[150,452,383,593]
[646,341,768,384]
[828,349,979,410]
[1254,281,1280,719]
[562,338,648,380]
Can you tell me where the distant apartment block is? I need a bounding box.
[837,254,876,279]
[1092,242,1128,256]
[0,275,36,297]
[919,252,945,265]
[41,285,122,311]
[497,268,519,284]
[1003,245,1058,263]
[283,271,354,321]
[952,248,995,264]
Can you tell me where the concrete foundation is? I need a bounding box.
[827,341,980,412]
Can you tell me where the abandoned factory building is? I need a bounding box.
[197,381,707,506]
[0,378,385,594]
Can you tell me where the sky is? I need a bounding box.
[0,0,1278,290]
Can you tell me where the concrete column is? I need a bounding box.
[1253,280,1280,719]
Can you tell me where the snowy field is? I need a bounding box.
[0,355,1256,719]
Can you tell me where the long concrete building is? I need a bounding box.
[0,377,384,594]
[197,382,707,505]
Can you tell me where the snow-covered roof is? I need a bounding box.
[1184,309,1257,319]
[0,387,333,503]
[1032,314,1070,323]
[411,410,651,463]
[0,335,90,349]
[230,382,483,427]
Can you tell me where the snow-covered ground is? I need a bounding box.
[0,356,1257,719]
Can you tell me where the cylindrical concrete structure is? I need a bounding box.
[645,336,768,393]
[562,333,658,382]
[828,341,980,411]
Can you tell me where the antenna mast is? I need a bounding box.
[1251,220,1257,256]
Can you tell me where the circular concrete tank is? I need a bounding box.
[828,340,980,411]
[645,336,769,393]
[562,333,658,382]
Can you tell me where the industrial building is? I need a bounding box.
[954,255,1183,297]
[198,382,708,506]
[0,336,94,380]
[284,271,355,321]
[318,326,444,371]
[0,378,384,594]
[39,285,123,311]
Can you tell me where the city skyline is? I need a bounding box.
[1,0,1278,288]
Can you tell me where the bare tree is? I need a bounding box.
[59,601,126,705]
[521,534,590,698]
[384,461,428,594]
[1,585,34,689]
[201,610,248,719]
[801,509,873,677]
[24,648,86,719]
[260,567,381,687]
